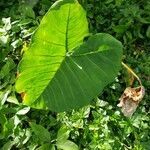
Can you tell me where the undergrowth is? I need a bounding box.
[0,0,149,149]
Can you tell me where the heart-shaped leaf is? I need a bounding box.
[16,0,123,112]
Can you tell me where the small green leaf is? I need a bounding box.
[2,17,11,31]
[56,126,78,150]
[0,112,7,127]
[0,112,7,139]
[146,26,150,38]
[0,35,9,45]
[16,107,30,115]
[7,96,19,105]
[21,4,35,19]
[57,140,79,150]
[57,126,70,142]
[0,58,16,79]
[37,143,54,150]
[3,117,15,138]
[1,140,15,150]
[0,91,10,106]
[22,129,32,145]
[113,25,128,33]
[30,122,51,143]
[13,115,21,128]
[11,38,23,49]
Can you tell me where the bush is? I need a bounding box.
[0,0,149,149]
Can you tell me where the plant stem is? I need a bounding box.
[121,62,142,86]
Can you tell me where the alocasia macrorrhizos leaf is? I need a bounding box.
[16,0,123,112]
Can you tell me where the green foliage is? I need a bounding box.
[0,0,149,149]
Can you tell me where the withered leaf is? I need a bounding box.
[117,86,145,117]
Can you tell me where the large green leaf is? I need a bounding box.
[15,0,123,112]
[16,0,89,109]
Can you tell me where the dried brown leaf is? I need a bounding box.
[117,86,145,117]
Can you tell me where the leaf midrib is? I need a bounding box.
[25,5,72,105]
[65,5,71,53]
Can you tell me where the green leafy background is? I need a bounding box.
[0,0,149,149]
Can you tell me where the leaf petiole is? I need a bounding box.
[121,62,142,86]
